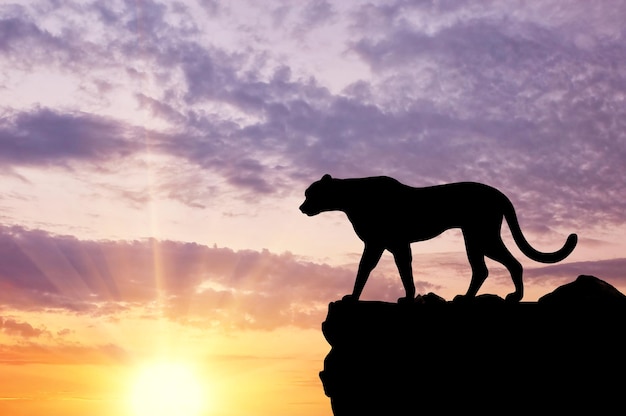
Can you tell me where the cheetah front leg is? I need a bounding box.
[343,243,384,302]
[389,244,416,304]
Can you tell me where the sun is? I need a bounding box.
[129,362,209,416]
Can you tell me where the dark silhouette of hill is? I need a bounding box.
[319,275,626,415]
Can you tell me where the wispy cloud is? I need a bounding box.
[0,108,139,167]
[0,1,625,326]
[0,225,356,329]
[0,342,128,365]
[0,225,623,330]
[3,1,625,233]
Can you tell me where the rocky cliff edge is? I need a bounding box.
[320,275,626,415]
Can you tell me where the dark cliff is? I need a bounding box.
[320,275,626,415]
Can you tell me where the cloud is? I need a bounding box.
[343,4,626,227]
[1,225,623,329]
[0,108,139,167]
[525,258,626,285]
[298,0,335,32]
[1,1,626,239]
[0,225,439,327]
[0,342,128,365]
[0,16,65,63]
[0,225,356,329]
[0,317,48,338]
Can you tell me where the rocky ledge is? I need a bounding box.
[320,275,626,415]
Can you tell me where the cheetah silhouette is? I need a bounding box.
[300,174,577,303]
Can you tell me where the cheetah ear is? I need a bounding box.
[322,174,332,181]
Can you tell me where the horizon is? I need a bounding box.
[2,1,626,415]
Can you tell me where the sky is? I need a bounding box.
[1,0,626,415]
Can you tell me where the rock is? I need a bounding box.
[415,292,446,305]
[319,276,626,415]
[538,274,626,307]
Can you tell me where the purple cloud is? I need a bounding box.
[0,1,625,257]
[0,109,139,167]
[0,225,356,328]
[0,16,63,60]
[525,258,626,284]
[1,225,624,329]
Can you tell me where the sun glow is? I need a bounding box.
[129,362,209,416]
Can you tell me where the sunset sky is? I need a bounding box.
[1,1,626,415]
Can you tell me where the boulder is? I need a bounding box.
[538,274,626,307]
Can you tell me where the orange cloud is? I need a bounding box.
[0,317,48,338]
